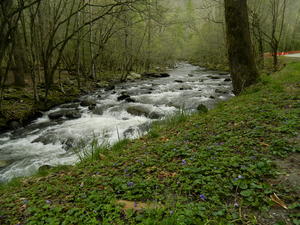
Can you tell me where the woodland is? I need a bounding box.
[1,1,300,224]
[1,0,300,100]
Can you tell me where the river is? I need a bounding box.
[0,63,233,183]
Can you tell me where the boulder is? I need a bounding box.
[8,120,21,130]
[125,97,136,103]
[123,127,136,138]
[128,72,142,80]
[142,72,170,78]
[104,85,115,91]
[159,73,170,78]
[48,110,66,120]
[48,109,81,120]
[209,96,215,99]
[65,110,81,119]
[117,93,131,101]
[197,104,208,113]
[80,98,96,107]
[224,78,231,82]
[62,138,76,151]
[127,105,151,117]
[88,105,96,110]
[215,89,228,95]
[32,134,57,145]
[60,103,80,109]
[0,160,9,168]
[208,75,222,79]
[149,111,164,119]
[179,84,192,90]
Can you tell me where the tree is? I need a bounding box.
[224,0,259,95]
[265,0,287,71]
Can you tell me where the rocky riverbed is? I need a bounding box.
[0,62,233,183]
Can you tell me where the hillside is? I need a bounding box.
[0,62,299,224]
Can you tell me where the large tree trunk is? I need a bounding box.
[224,0,259,95]
[13,32,26,87]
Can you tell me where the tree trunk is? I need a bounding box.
[224,0,259,95]
[272,42,279,71]
[13,30,26,87]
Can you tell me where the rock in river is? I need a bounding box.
[117,93,131,101]
[60,103,80,109]
[127,105,163,119]
[0,160,9,168]
[48,109,81,120]
[80,97,97,107]
[8,120,21,130]
[127,105,150,117]
[142,72,170,78]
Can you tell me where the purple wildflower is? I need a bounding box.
[169,210,174,215]
[127,181,134,187]
[234,175,244,181]
[199,194,206,201]
[134,202,138,208]
[45,200,52,204]
[182,159,187,165]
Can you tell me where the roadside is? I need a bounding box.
[0,62,299,224]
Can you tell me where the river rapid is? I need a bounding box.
[0,63,233,183]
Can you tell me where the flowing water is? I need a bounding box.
[0,63,233,183]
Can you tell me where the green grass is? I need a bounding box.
[0,63,300,224]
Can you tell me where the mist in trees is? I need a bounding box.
[0,0,300,108]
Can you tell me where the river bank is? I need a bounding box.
[0,62,299,224]
[0,68,170,133]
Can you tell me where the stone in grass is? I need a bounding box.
[197,104,208,113]
[116,200,162,211]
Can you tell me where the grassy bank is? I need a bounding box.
[0,62,299,224]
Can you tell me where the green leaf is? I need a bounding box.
[240,190,253,197]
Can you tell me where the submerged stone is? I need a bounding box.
[0,160,9,168]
